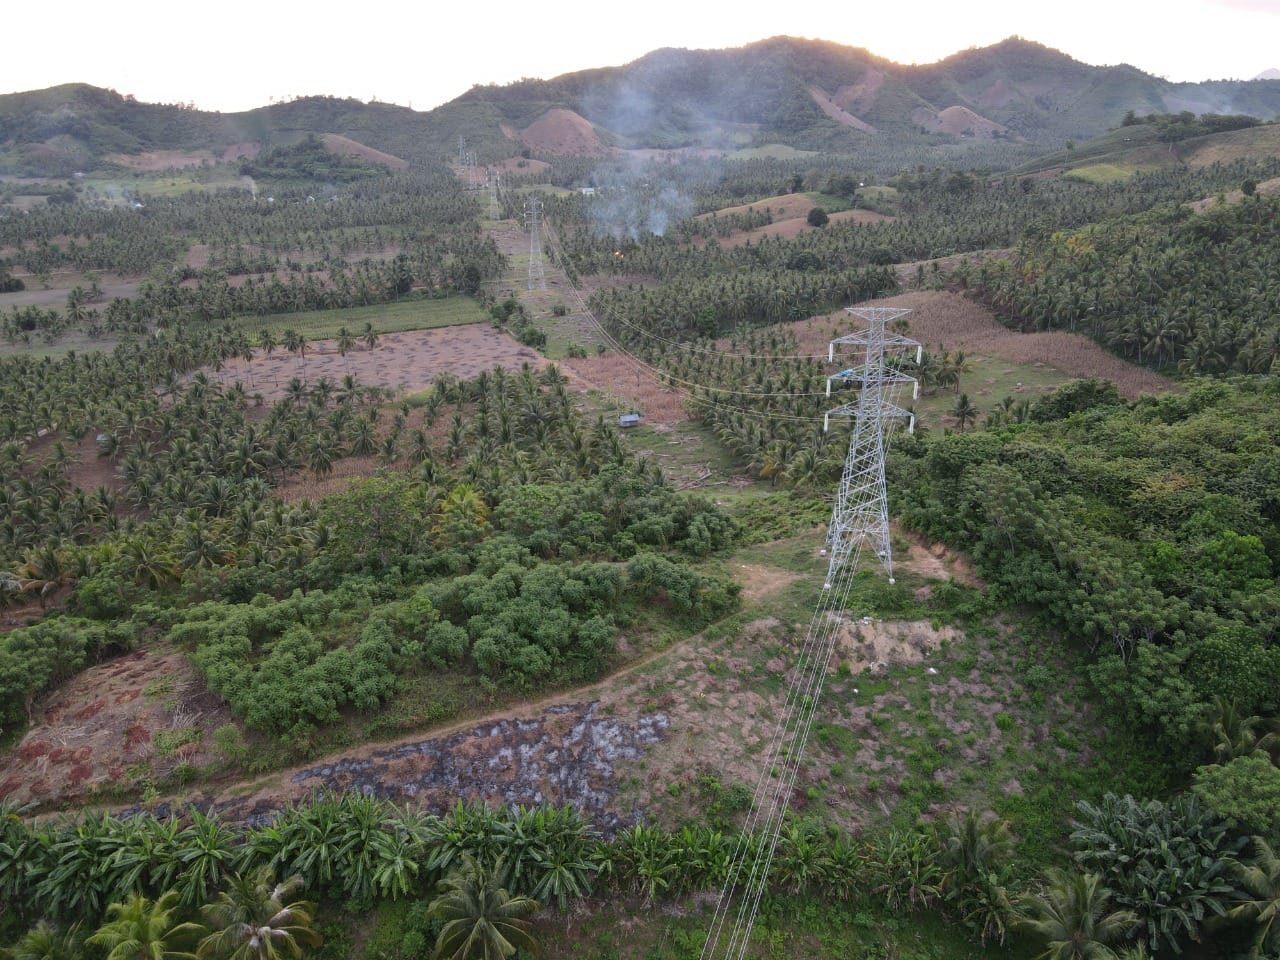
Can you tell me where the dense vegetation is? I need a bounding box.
[2,86,1280,959]
[958,193,1280,374]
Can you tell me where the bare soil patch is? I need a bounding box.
[712,209,892,248]
[913,105,1013,140]
[211,326,546,404]
[807,87,877,133]
[734,563,802,604]
[279,702,667,831]
[2,646,231,809]
[518,109,608,156]
[903,539,983,590]
[795,291,1172,399]
[832,616,961,674]
[831,71,884,115]
[1187,175,1280,212]
[321,134,408,171]
[559,352,687,427]
[103,150,216,171]
[493,157,552,176]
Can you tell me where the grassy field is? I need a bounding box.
[229,295,488,341]
[912,353,1069,430]
[1063,162,1165,185]
[731,143,821,160]
[84,171,248,198]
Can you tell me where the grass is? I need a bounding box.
[0,295,489,360]
[533,891,1015,960]
[228,295,487,341]
[912,353,1069,430]
[730,143,821,160]
[803,191,855,214]
[1064,162,1164,185]
[84,171,247,198]
[619,420,750,487]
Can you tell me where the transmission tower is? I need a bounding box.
[525,197,546,290]
[488,170,500,219]
[821,306,920,586]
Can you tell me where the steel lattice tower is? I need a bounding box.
[526,197,546,290]
[822,306,920,586]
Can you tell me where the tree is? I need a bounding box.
[428,856,540,960]
[806,207,829,228]
[1228,837,1280,959]
[197,867,322,960]
[952,393,978,432]
[6,921,86,960]
[1192,757,1280,841]
[1017,868,1137,960]
[87,891,205,960]
[335,327,355,359]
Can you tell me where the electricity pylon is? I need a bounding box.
[526,197,546,290]
[822,306,920,586]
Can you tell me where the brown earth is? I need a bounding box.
[517,109,608,156]
[832,615,962,674]
[103,150,216,171]
[974,78,1016,110]
[7,507,991,827]
[209,325,547,404]
[1187,175,1280,212]
[831,71,885,115]
[807,87,877,133]
[559,352,687,427]
[321,135,408,171]
[913,105,1012,140]
[493,157,552,176]
[793,291,1173,400]
[1,646,231,808]
[712,209,893,248]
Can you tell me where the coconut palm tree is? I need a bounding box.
[197,867,322,960]
[1017,868,1136,960]
[6,920,86,960]
[1229,837,1280,959]
[951,393,978,432]
[428,855,540,960]
[87,890,205,960]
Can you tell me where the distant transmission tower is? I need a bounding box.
[488,170,500,219]
[526,197,546,290]
[822,306,920,586]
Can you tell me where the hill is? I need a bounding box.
[4,38,1280,177]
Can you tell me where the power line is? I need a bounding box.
[526,198,546,291]
[540,227,841,411]
[700,309,920,960]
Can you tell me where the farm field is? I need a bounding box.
[2,90,1280,960]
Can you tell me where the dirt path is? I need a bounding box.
[117,532,967,828]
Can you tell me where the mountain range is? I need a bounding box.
[3,36,1280,177]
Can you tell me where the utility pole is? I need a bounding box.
[821,306,920,586]
[526,197,546,290]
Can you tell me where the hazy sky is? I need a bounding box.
[5,0,1278,113]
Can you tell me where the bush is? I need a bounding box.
[806,207,829,228]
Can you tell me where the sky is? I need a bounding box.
[4,0,1279,113]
